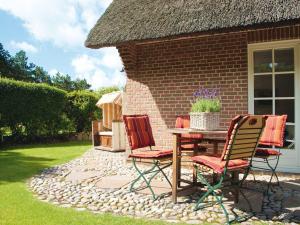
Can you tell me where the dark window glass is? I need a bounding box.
[254,50,272,73]
[285,125,295,141]
[274,48,294,72]
[275,74,294,97]
[254,100,272,115]
[275,100,294,123]
[254,75,272,97]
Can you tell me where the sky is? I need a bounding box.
[0,0,125,90]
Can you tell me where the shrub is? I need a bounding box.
[191,99,221,113]
[0,78,67,140]
[65,90,99,133]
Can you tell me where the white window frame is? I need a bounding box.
[248,39,300,171]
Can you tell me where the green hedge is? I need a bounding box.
[0,78,117,144]
[65,90,99,133]
[0,78,67,140]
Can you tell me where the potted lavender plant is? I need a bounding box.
[190,88,221,130]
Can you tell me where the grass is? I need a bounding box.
[0,141,174,225]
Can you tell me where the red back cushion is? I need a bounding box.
[175,115,203,139]
[259,115,287,147]
[123,115,155,150]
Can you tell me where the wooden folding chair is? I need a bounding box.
[123,114,172,200]
[192,115,266,224]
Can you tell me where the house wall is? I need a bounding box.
[118,24,300,151]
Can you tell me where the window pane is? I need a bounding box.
[254,75,272,97]
[283,125,295,149]
[275,74,294,97]
[274,48,294,72]
[285,125,295,141]
[254,50,272,73]
[275,100,294,123]
[254,100,272,115]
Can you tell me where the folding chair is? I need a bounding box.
[252,115,287,192]
[192,115,266,224]
[123,114,172,200]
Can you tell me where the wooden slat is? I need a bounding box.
[239,116,264,129]
[231,147,256,154]
[237,128,261,134]
[234,133,260,140]
[231,138,258,144]
[228,152,254,159]
[230,142,257,150]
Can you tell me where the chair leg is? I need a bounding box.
[265,156,281,192]
[194,165,230,223]
[130,159,156,191]
[130,158,172,200]
[155,162,172,187]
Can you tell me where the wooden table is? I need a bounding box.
[169,128,227,203]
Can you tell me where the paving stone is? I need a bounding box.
[65,171,100,183]
[96,175,132,189]
[137,180,171,196]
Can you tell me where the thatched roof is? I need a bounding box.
[85,0,300,48]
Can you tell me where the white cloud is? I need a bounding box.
[10,41,38,53]
[71,47,125,89]
[0,0,112,48]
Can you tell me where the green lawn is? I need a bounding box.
[0,141,173,225]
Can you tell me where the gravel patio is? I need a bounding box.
[29,148,300,224]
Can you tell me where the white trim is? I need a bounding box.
[248,40,300,172]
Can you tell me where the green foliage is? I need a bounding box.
[32,66,52,84]
[65,90,99,133]
[191,98,221,113]
[96,86,120,98]
[51,72,91,91]
[0,78,67,140]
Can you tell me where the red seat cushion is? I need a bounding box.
[259,115,287,147]
[129,149,172,159]
[255,148,282,156]
[192,154,249,173]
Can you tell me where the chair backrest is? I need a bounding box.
[259,115,287,147]
[175,115,203,139]
[123,114,155,150]
[221,115,266,161]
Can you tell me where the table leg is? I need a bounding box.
[172,134,179,203]
[213,141,218,155]
[212,141,219,184]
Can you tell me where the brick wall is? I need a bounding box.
[118,24,300,150]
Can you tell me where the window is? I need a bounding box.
[252,48,295,149]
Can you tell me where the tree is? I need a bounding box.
[33,66,52,84]
[12,50,35,81]
[96,86,120,98]
[52,73,91,91]
[0,43,14,77]
[51,72,73,91]
[0,43,92,91]
[73,78,91,90]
